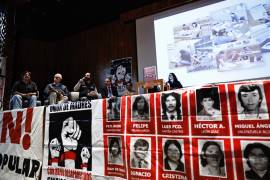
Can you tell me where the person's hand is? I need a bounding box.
[49,138,61,158]
[80,147,90,163]
[61,117,81,151]
[88,91,98,98]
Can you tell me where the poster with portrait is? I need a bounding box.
[103,135,126,179]
[126,136,156,179]
[156,90,189,135]
[228,80,270,136]
[103,97,126,134]
[126,94,156,134]
[42,101,92,180]
[110,57,132,96]
[190,84,230,136]
[157,137,191,180]
[0,107,44,180]
[233,139,270,180]
[192,138,234,180]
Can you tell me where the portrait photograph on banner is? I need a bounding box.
[228,80,270,136]
[110,57,132,96]
[102,96,126,134]
[233,138,270,180]
[190,84,230,136]
[192,138,235,180]
[157,136,192,180]
[126,136,156,179]
[156,89,189,136]
[103,135,127,179]
[126,94,156,134]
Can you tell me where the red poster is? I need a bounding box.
[228,80,270,136]
[192,138,234,179]
[103,97,126,134]
[156,90,189,135]
[126,94,156,134]
[103,135,127,179]
[190,84,230,136]
[126,136,156,179]
[157,137,191,180]
[234,138,270,180]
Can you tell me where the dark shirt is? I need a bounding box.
[100,86,118,98]
[12,80,38,95]
[147,86,160,93]
[162,113,182,120]
[245,169,270,180]
[167,80,183,90]
[164,157,184,172]
[78,81,97,98]
[44,83,69,99]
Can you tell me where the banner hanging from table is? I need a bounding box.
[42,101,92,180]
[91,79,270,180]
[0,107,44,180]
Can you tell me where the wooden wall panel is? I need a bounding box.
[12,20,137,101]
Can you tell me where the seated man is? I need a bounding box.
[10,71,38,109]
[73,72,98,100]
[100,77,118,98]
[44,73,69,105]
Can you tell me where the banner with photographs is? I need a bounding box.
[110,57,132,96]
[0,107,44,180]
[42,101,92,180]
[91,79,270,180]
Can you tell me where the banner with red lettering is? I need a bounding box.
[90,79,270,180]
[0,107,44,180]
[42,101,92,180]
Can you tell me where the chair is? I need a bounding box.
[136,79,166,94]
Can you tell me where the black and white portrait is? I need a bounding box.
[130,137,151,169]
[199,140,226,177]
[163,138,185,172]
[108,136,123,165]
[196,87,222,121]
[241,141,270,180]
[107,97,121,121]
[161,92,182,121]
[235,83,269,120]
[132,95,150,121]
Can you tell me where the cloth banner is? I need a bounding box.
[90,79,270,180]
[0,107,44,180]
[110,57,132,96]
[42,101,92,180]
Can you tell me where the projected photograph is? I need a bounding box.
[155,0,270,82]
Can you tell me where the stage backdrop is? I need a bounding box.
[0,107,44,180]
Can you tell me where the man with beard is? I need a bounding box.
[10,71,38,109]
[74,72,99,100]
[161,92,182,120]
